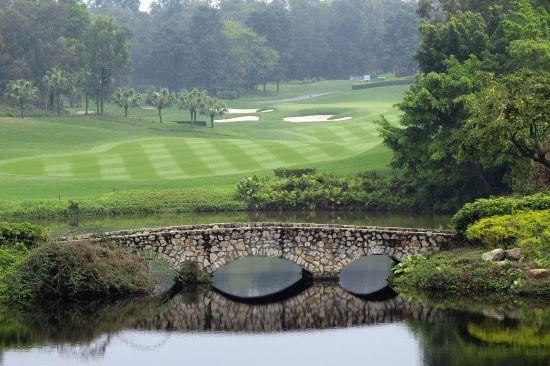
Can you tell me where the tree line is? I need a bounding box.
[0,1,131,116]
[1,0,420,115]
[89,0,421,93]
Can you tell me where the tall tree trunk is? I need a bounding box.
[211,115,214,128]
[20,100,24,119]
[277,80,280,92]
[158,107,163,123]
[124,106,128,118]
[85,95,89,115]
[100,94,104,115]
[263,83,267,94]
[57,94,61,116]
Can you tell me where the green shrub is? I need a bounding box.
[273,167,316,178]
[0,243,30,303]
[390,251,522,295]
[236,171,419,211]
[0,222,48,248]
[10,241,155,302]
[466,210,549,249]
[452,193,550,233]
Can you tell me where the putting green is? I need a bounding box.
[0,80,409,199]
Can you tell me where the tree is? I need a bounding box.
[83,16,131,115]
[43,68,74,116]
[465,69,550,169]
[148,87,172,124]
[200,96,227,128]
[416,11,489,73]
[247,2,291,90]
[5,80,38,119]
[378,57,507,210]
[113,87,140,118]
[178,89,208,126]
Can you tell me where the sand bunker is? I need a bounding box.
[215,116,260,123]
[75,110,96,115]
[141,106,155,110]
[227,108,260,114]
[260,109,275,113]
[283,115,352,123]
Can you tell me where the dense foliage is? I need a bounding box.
[466,210,549,267]
[0,0,131,115]
[0,244,29,303]
[379,0,550,210]
[0,222,48,248]
[9,241,155,302]
[452,193,550,233]
[236,171,420,211]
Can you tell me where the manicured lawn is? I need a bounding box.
[0,80,409,201]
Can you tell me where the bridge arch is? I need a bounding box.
[59,223,455,279]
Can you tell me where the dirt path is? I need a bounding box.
[253,92,333,104]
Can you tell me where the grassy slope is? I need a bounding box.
[0,80,407,201]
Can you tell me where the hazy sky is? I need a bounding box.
[140,0,153,12]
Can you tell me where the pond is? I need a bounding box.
[2,256,549,366]
[33,211,452,238]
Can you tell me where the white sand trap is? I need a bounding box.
[215,116,260,123]
[75,110,96,115]
[227,108,259,114]
[141,106,155,110]
[260,109,275,113]
[283,115,352,123]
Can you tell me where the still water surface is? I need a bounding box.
[2,255,549,366]
[35,211,452,237]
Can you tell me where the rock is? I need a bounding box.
[526,269,549,280]
[504,248,522,261]
[481,248,505,261]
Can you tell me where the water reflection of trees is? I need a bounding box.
[408,308,550,366]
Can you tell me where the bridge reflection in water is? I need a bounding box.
[135,283,444,333]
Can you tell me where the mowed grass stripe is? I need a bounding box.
[236,141,284,168]
[97,154,131,180]
[69,154,101,178]
[159,139,215,177]
[182,138,229,172]
[260,141,310,166]
[43,159,73,177]
[142,142,186,179]
[211,140,262,171]
[0,158,45,176]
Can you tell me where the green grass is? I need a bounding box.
[0,80,409,201]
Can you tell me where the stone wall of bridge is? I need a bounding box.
[59,222,456,278]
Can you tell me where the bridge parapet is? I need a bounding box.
[59,222,456,278]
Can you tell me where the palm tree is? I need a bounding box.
[178,88,208,126]
[43,68,73,116]
[201,96,227,128]
[5,80,38,119]
[113,87,140,118]
[148,87,172,123]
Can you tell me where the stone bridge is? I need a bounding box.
[60,223,456,278]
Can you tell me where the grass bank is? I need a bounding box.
[0,187,246,220]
